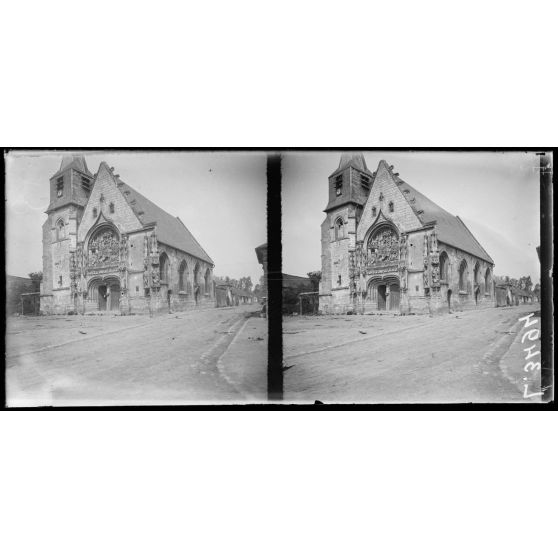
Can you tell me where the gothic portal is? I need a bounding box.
[319,154,495,315]
[41,155,215,315]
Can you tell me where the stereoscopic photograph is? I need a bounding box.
[5,150,268,406]
[281,151,549,404]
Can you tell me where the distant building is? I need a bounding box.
[6,275,39,315]
[283,273,313,314]
[215,281,255,307]
[494,280,533,306]
[495,280,514,306]
[215,281,234,307]
[320,154,495,315]
[41,155,214,315]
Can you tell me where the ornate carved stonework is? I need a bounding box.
[88,228,120,268]
[348,250,356,297]
[119,234,128,293]
[70,251,78,296]
[151,266,160,289]
[398,233,408,291]
[432,264,440,286]
[367,227,399,266]
[423,232,430,288]
[150,232,158,256]
[119,234,128,269]
[430,229,440,289]
[143,261,150,288]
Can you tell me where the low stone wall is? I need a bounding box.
[320,290,495,316]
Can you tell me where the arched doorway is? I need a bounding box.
[377,285,387,310]
[367,277,400,312]
[98,285,108,310]
[89,277,120,312]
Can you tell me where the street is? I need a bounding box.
[283,304,542,403]
[6,304,267,406]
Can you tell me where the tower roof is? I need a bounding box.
[58,154,92,176]
[330,152,371,176]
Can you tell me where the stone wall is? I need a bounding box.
[41,206,79,314]
[77,163,142,244]
[357,162,422,241]
[156,242,214,312]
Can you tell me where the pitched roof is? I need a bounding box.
[375,160,494,264]
[92,161,212,265]
[118,179,214,264]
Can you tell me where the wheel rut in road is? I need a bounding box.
[192,312,252,397]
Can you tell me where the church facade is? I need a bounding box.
[41,155,214,315]
[319,154,495,315]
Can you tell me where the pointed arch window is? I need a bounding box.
[459,260,468,292]
[56,219,65,241]
[93,208,98,218]
[334,217,344,240]
[440,252,449,282]
[388,201,394,213]
[193,263,202,302]
[372,207,377,218]
[56,176,64,197]
[178,260,188,293]
[473,262,481,286]
[109,202,115,214]
[159,252,170,284]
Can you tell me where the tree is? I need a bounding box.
[244,276,253,293]
[519,275,533,292]
[307,271,321,291]
[28,271,42,290]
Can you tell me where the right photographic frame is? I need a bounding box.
[280,150,553,404]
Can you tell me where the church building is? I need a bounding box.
[41,155,215,315]
[319,154,495,315]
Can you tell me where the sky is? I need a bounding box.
[282,151,542,284]
[5,151,267,283]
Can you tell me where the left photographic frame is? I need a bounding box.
[4,149,268,407]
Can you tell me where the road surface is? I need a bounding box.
[283,304,543,403]
[6,304,267,406]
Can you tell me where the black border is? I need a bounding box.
[2,147,555,411]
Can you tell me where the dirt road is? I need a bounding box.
[283,304,542,403]
[6,304,267,406]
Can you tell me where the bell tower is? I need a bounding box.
[320,153,375,313]
[41,154,94,314]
